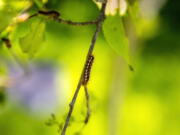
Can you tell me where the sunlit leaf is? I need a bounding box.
[0,11,16,32]
[19,18,46,58]
[74,132,81,135]
[103,15,129,63]
[0,0,32,31]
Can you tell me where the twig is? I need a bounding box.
[57,18,98,26]
[84,85,91,124]
[29,10,98,26]
[82,54,94,124]
[60,2,107,135]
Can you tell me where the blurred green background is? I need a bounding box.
[0,0,180,135]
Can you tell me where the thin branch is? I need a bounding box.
[60,2,107,135]
[56,18,98,26]
[84,85,91,124]
[29,10,98,26]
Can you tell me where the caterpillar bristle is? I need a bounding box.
[82,55,94,85]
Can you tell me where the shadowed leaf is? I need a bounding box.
[19,18,46,58]
[103,15,129,63]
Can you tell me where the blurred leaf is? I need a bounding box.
[57,123,63,133]
[95,0,106,3]
[0,40,3,46]
[74,132,81,135]
[103,15,129,63]
[10,20,31,41]
[51,113,56,120]
[34,0,48,8]
[0,11,16,32]
[0,0,32,31]
[19,18,46,58]
[45,113,59,126]
[128,1,140,27]
[45,121,54,126]
[0,89,5,106]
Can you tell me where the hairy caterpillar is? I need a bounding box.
[82,55,94,85]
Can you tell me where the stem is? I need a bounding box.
[57,18,98,26]
[60,2,107,135]
[84,85,91,124]
[29,12,98,26]
[29,13,99,26]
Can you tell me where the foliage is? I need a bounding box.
[0,0,180,135]
[19,18,46,58]
[103,14,129,63]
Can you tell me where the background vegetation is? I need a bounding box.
[0,0,180,135]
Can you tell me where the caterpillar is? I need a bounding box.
[82,55,94,85]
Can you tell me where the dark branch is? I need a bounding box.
[60,2,107,135]
[29,10,98,26]
[57,18,98,26]
[84,85,91,124]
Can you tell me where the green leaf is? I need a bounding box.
[0,89,6,106]
[95,0,106,3]
[19,18,46,58]
[103,15,129,63]
[34,0,47,8]
[74,132,81,135]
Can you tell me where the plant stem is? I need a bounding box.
[60,2,107,135]
[84,85,91,124]
[57,18,98,26]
